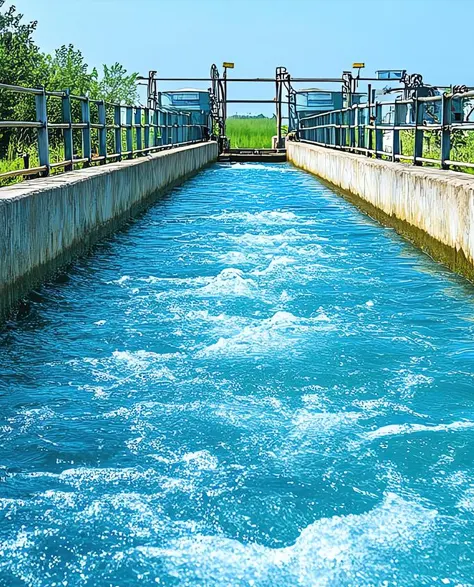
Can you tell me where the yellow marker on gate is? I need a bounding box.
[352,63,365,69]
[223,62,235,69]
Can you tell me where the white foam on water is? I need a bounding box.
[133,493,436,585]
[251,256,296,276]
[198,311,332,357]
[229,230,313,249]
[27,467,159,489]
[225,163,296,172]
[79,384,109,399]
[284,243,329,257]
[199,268,257,297]
[182,450,218,471]
[456,488,474,512]
[210,210,306,225]
[292,410,362,437]
[8,406,58,434]
[185,310,249,337]
[140,275,208,286]
[0,529,33,556]
[219,251,254,265]
[111,350,177,380]
[186,309,230,323]
[279,290,292,302]
[365,420,474,441]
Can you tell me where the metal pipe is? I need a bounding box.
[226,100,276,103]
[0,83,43,95]
[0,121,42,128]
[0,165,47,179]
[137,77,344,83]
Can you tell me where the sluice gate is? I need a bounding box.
[218,149,287,163]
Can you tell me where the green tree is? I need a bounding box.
[0,2,139,165]
[0,1,46,155]
[46,44,97,95]
[91,63,138,104]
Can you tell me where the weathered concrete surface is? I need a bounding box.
[0,142,218,318]
[288,141,474,280]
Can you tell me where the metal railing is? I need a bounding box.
[0,83,210,181]
[298,90,474,171]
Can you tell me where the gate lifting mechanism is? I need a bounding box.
[138,66,474,167]
[139,65,349,153]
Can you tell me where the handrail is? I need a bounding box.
[297,90,474,172]
[0,82,211,183]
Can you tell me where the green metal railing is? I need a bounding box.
[0,83,209,182]
[298,90,474,171]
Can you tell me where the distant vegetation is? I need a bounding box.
[226,115,276,149]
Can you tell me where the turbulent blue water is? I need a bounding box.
[2,163,474,586]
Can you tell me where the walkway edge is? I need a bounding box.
[288,141,474,282]
[0,142,218,319]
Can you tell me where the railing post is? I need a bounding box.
[153,110,159,146]
[392,101,400,162]
[441,94,451,169]
[81,97,91,165]
[126,106,133,158]
[361,106,367,150]
[375,102,383,157]
[349,107,356,150]
[135,107,143,153]
[98,100,107,163]
[35,88,50,176]
[341,110,346,147]
[355,108,360,149]
[62,89,73,171]
[414,98,424,166]
[144,108,150,150]
[163,111,168,145]
[172,114,177,144]
[114,105,122,161]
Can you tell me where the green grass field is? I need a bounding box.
[226,117,276,149]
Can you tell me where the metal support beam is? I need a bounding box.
[126,106,133,158]
[81,97,91,165]
[414,98,424,165]
[114,105,122,160]
[375,103,383,157]
[62,89,73,171]
[35,88,50,175]
[144,108,150,150]
[135,107,143,153]
[392,101,400,162]
[98,100,107,162]
[441,94,451,169]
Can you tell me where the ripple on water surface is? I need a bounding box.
[2,162,474,585]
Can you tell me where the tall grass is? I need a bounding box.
[398,129,474,175]
[226,117,276,149]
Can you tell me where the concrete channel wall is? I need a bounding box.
[288,141,474,280]
[0,141,218,318]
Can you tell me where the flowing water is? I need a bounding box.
[2,162,474,586]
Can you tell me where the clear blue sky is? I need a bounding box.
[7,0,474,115]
